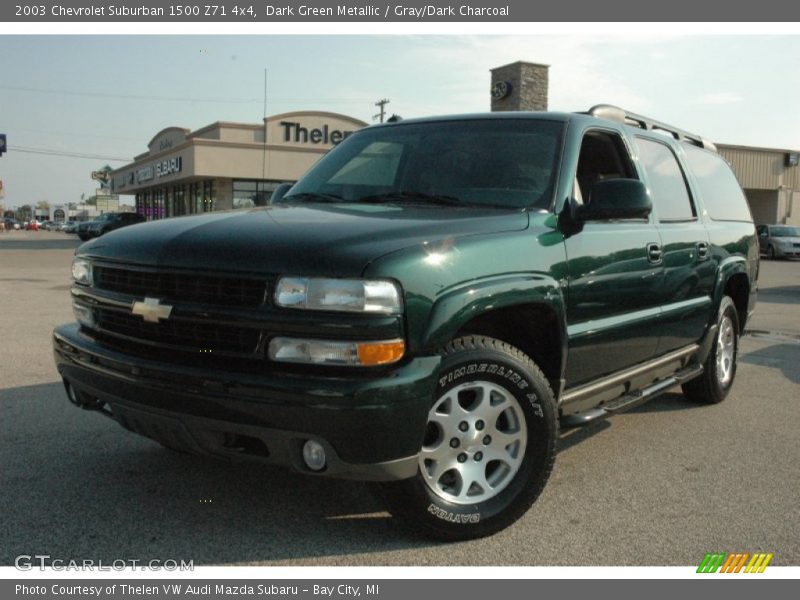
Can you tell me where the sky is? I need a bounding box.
[1,34,800,210]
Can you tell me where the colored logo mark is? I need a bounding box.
[697,552,773,573]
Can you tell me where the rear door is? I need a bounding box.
[635,137,715,354]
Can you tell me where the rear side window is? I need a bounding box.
[682,144,753,222]
[636,137,696,221]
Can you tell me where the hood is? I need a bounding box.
[79,203,529,277]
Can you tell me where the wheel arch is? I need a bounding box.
[422,275,567,398]
[723,271,750,332]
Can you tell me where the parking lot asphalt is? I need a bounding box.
[1,230,798,566]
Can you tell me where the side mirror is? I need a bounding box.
[573,179,652,222]
[269,183,293,205]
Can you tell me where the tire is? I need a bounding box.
[767,245,775,260]
[682,296,739,404]
[378,335,558,541]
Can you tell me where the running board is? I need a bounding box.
[560,364,704,428]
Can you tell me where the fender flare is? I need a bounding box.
[421,273,568,380]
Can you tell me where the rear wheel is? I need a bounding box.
[379,336,558,541]
[767,245,776,260]
[682,296,739,404]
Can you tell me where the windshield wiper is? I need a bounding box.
[283,192,343,203]
[356,191,465,206]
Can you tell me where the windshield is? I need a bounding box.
[772,226,800,237]
[285,119,564,210]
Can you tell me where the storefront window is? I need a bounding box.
[174,185,185,217]
[233,180,257,209]
[165,187,173,218]
[233,180,281,208]
[155,188,165,220]
[203,180,216,212]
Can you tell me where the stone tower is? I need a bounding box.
[490,61,550,112]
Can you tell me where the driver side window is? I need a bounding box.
[575,130,637,204]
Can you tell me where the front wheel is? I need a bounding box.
[378,336,558,541]
[682,296,739,404]
[767,245,776,260]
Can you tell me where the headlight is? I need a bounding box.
[269,337,405,367]
[71,258,93,286]
[274,277,402,314]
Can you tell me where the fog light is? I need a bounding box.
[302,440,327,471]
[65,382,79,406]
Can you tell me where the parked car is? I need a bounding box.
[55,105,758,540]
[757,224,800,259]
[3,218,21,230]
[77,212,146,241]
[26,220,40,231]
[63,222,79,234]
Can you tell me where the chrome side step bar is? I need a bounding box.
[560,363,704,428]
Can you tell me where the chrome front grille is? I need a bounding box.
[80,264,270,358]
[93,266,268,307]
[94,307,262,356]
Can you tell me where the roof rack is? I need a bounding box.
[586,104,717,153]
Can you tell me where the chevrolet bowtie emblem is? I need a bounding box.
[131,297,173,323]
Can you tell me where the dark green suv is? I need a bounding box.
[54,105,758,540]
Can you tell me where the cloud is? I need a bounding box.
[398,35,688,116]
[696,92,743,105]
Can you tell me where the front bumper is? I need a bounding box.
[775,245,800,258]
[53,323,440,481]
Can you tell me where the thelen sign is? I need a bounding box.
[279,121,354,146]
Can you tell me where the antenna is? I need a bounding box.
[262,68,268,185]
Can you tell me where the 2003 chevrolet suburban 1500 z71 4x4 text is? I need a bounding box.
[54,105,758,540]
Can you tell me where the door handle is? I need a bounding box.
[646,242,662,264]
[696,241,709,261]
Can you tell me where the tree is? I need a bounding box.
[36,200,50,211]
[16,204,32,220]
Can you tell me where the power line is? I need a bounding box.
[8,145,130,161]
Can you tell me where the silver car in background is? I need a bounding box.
[757,224,800,259]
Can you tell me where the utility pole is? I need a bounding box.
[373,98,390,123]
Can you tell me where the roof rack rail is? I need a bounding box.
[586,104,717,153]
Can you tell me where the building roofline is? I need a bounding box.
[490,60,551,71]
[146,126,191,149]
[265,110,368,126]
[717,142,800,155]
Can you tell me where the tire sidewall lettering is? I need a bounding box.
[438,361,534,400]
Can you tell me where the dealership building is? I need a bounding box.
[110,111,367,220]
